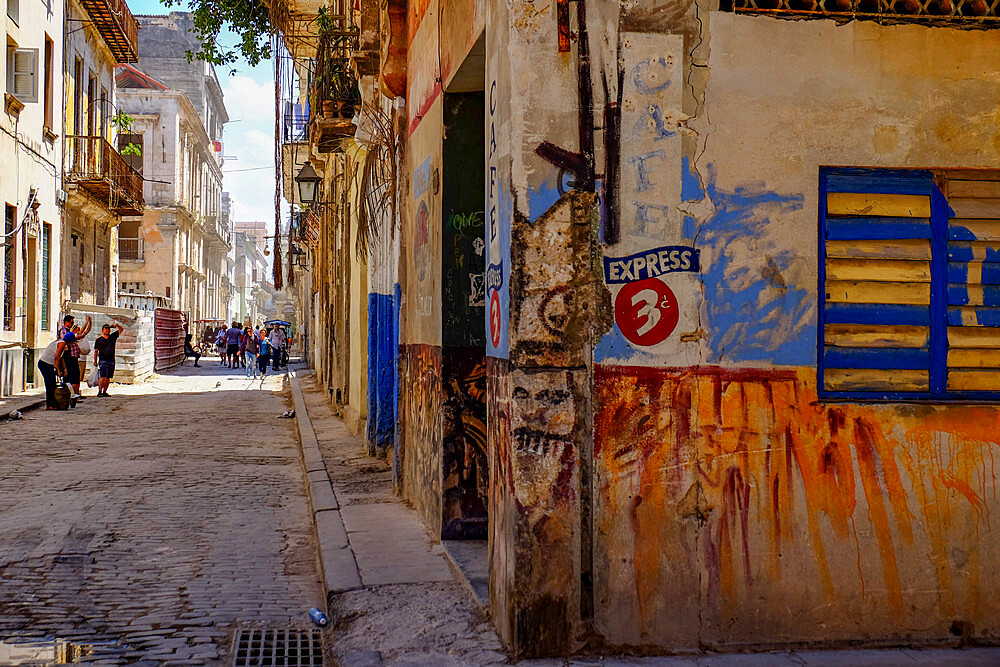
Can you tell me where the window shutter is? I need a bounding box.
[942,175,1000,392]
[11,49,36,103]
[819,169,941,396]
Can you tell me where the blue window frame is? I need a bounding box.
[819,166,1000,401]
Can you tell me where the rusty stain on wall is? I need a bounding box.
[594,364,1000,646]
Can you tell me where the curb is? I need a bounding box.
[1,395,46,421]
[440,542,489,615]
[287,368,363,600]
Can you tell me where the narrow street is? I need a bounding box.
[0,362,323,664]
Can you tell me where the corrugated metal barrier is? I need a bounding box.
[154,308,185,372]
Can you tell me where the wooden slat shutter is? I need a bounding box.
[819,169,941,397]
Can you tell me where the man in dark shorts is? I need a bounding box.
[93,321,124,397]
[225,321,243,369]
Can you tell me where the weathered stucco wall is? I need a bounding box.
[589,7,1000,651]
[399,0,446,534]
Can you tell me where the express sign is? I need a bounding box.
[603,245,699,285]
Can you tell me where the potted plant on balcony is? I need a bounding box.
[112,111,142,157]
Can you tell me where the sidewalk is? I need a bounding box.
[0,385,45,419]
[288,366,1000,667]
[289,367,508,666]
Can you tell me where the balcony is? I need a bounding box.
[78,0,139,63]
[65,135,144,216]
[309,26,360,153]
[120,237,143,262]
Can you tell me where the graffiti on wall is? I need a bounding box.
[594,364,1000,640]
[400,344,443,532]
[442,349,489,539]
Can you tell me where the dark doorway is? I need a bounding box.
[440,90,488,540]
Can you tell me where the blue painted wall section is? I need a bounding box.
[367,287,400,457]
[693,164,812,363]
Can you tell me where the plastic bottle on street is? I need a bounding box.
[309,607,328,626]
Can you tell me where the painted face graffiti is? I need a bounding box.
[614,277,679,346]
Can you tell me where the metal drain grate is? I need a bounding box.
[232,627,323,667]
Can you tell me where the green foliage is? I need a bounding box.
[111,111,134,132]
[160,0,273,68]
[112,111,142,156]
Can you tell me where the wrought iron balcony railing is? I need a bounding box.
[78,0,139,63]
[65,135,144,216]
[119,237,143,261]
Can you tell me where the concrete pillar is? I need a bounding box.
[485,1,609,656]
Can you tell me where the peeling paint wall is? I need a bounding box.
[586,1,1000,652]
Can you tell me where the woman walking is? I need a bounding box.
[257,331,271,379]
[243,327,259,379]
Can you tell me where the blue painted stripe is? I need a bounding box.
[948,245,1000,263]
[823,347,929,370]
[949,224,983,241]
[948,307,1000,327]
[948,285,1000,306]
[929,184,948,394]
[824,169,933,195]
[824,303,930,325]
[947,285,970,306]
[947,263,969,284]
[826,217,931,240]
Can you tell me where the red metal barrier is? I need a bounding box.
[154,308,186,371]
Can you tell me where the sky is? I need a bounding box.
[128,0,279,232]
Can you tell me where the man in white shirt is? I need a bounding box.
[268,326,287,371]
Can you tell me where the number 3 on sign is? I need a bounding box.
[615,277,679,346]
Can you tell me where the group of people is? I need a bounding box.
[36,313,125,409]
[211,322,288,379]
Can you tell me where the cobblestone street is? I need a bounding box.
[0,362,323,665]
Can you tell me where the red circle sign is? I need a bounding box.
[489,291,502,348]
[615,277,679,346]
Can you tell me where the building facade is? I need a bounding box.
[61,0,142,311]
[276,0,1000,658]
[114,14,229,324]
[0,0,65,395]
[232,223,271,326]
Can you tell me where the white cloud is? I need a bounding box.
[221,76,276,123]
[219,73,282,232]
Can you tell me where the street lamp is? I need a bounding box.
[295,162,322,208]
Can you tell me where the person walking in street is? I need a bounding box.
[268,325,286,371]
[215,326,227,365]
[243,327,259,379]
[184,334,202,367]
[225,321,242,369]
[93,322,124,397]
[37,335,69,409]
[257,332,271,379]
[61,316,92,400]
